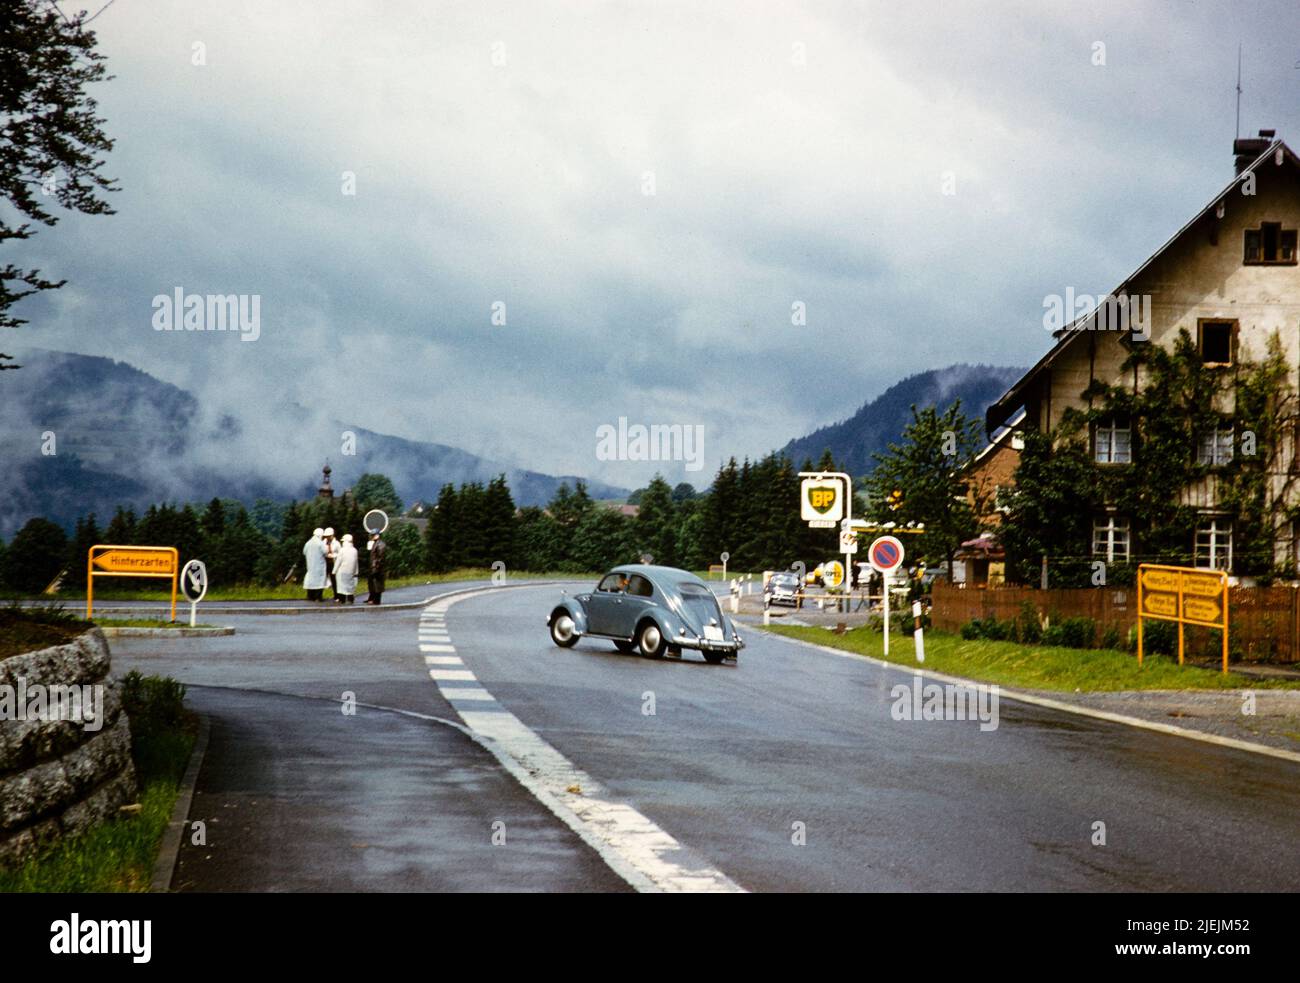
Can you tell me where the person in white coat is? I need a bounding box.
[303,527,329,601]
[323,527,340,597]
[333,534,360,604]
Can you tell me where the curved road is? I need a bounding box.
[438,583,1300,892]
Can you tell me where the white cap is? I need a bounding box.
[342,533,353,543]
[313,527,324,537]
[324,527,334,536]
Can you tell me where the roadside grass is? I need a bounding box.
[762,624,1300,692]
[45,568,605,603]
[0,673,197,893]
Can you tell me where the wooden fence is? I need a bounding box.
[931,581,1300,663]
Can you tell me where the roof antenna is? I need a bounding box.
[1235,43,1242,139]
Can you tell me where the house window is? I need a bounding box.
[1194,519,1233,571]
[1244,222,1298,265]
[1196,424,1234,466]
[1095,418,1132,464]
[1198,320,1234,366]
[1092,516,1130,563]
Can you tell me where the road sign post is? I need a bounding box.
[180,559,208,628]
[912,599,925,663]
[868,535,905,658]
[87,545,179,622]
[1136,563,1229,673]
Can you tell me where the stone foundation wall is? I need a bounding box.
[0,629,138,865]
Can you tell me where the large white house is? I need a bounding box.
[987,131,1300,574]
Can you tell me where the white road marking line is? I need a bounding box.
[424,655,463,665]
[420,643,456,653]
[430,669,476,681]
[420,592,743,894]
[440,687,495,701]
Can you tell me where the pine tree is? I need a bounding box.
[425,483,458,572]
[632,476,677,565]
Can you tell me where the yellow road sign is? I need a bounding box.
[1140,592,1177,618]
[1183,596,1222,623]
[87,545,179,622]
[1136,563,1228,673]
[91,548,177,575]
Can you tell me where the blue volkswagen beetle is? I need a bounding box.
[547,565,744,663]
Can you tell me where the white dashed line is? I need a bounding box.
[424,655,463,666]
[429,669,476,681]
[419,643,456,653]
[440,687,496,701]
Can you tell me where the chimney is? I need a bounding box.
[1234,128,1276,175]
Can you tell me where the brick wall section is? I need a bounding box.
[0,629,138,865]
[932,581,1300,663]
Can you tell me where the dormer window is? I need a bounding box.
[1244,222,1297,265]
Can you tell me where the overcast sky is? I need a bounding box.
[11,0,1300,489]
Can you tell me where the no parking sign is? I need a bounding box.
[868,535,905,574]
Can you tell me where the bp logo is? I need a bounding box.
[801,478,844,522]
[808,486,837,513]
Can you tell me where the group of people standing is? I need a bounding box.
[302,527,386,605]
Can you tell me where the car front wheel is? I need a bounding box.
[638,621,666,659]
[550,612,578,648]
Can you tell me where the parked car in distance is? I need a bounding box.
[764,572,802,608]
[547,564,744,664]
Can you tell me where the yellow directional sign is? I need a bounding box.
[1140,592,1177,618]
[1136,563,1229,673]
[1183,596,1222,623]
[91,548,176,575]
[87,545,180,622]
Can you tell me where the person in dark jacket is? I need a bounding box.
[364,533,387,604]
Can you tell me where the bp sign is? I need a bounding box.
[868,535,905,574]
[801,478,844,524]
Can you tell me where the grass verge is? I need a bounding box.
[761,624,1300,693]
[0,672,197,893]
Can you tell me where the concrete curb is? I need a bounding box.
[100,626,235,637]
[150,713,211,893]
[762,628,1300,766]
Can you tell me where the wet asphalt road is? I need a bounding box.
[446,586,1300,892]
[110,580,1300,892]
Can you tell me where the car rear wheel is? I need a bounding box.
[550,612,578,648]
[637,621,666,659]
